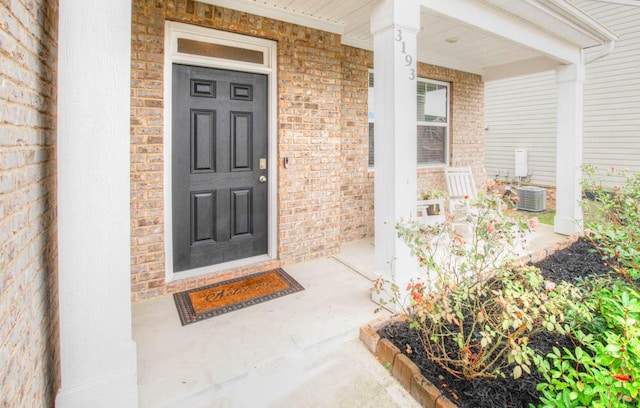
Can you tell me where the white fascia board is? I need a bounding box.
[483,56,559,81]
[526,0,619,44]
[419,0,582,65]
[201,0,345,35]
[591,0,640,6]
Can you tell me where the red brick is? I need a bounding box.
[376,338,401,367]
[359,324,380,354]
[411,374,442,408]
[392,353,421,390]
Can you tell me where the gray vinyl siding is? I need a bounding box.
[485,72,557,185]
[485,0,640,186]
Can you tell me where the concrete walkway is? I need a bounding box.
[133,224,568,407]
[133,256,420,408]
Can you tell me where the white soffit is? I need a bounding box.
[203,0,616,75]
[200,0,377,35]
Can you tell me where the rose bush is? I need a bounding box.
[375,190,581,380]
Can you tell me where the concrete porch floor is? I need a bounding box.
[133,224,568,407]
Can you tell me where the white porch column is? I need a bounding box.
[371,0,420,299]
[56,1,138,407]
[554,63,585,235]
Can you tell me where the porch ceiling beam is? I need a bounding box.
[419,0,582,65]
[201,0,345,35]
[341,36,374,52]
[483,56,561,81]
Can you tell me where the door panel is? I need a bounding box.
[191,191,216,244]
[172,64,268,272]
[231,188,252,238]
[231,112,253,171]
[191,110,215,173]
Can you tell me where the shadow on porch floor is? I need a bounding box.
[133,224,569,407]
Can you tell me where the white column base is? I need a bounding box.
[56,342,138,408]
[553,215,582,235]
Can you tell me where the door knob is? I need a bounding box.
[259,175,267,183]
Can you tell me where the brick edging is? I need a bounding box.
[513,232,583,266]
[359,317,457,408]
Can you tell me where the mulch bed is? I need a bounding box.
[378,238,613,408]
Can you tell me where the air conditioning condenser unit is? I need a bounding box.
[516,186,546,212]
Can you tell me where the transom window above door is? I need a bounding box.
[368,72,450,167]
[165,21,275,71]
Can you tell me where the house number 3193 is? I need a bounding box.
[395,29,415,80]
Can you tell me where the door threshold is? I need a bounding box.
[166,254,272,283]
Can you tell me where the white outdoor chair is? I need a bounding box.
[444,166,478,213]
[416,198,446,226]
[443,166,479,239]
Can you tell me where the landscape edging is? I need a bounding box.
[359,319,457,408]
[513,232,582,266]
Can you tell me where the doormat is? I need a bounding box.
[173,268,304,325]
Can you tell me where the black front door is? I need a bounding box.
[172,64,268,272]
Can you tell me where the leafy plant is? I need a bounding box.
[532,166,640,407]
[535,279,640,407]
[376,191,580,380]
[581,164,640,281]
[420,189,447,200]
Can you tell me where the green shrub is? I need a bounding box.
[533,166,640,407]
[581,164,640,281]
[535,279,640,407]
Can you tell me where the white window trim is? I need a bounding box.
[416,77,450,169]
[367,69,375,172]
[367,73,450,170]
[163,21,278,283]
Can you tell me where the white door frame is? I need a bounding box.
[163,21,278,282]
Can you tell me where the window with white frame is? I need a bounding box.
[368,72,450,167]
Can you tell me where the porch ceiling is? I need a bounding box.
[205,0,617,78]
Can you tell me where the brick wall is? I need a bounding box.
[339,46,374,241]
[276,20,343,264]
[131,0,485,301]
[0,1,60,406]
[131,1,345,300]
